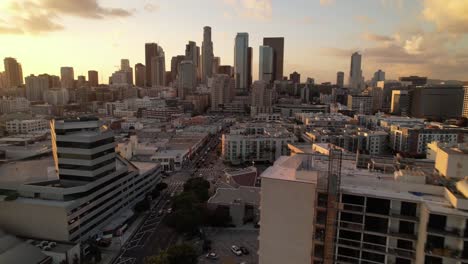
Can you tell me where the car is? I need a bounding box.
[157,209,164,216]
[240,246,249,255]
[167,208,172,214]
[205,252,218,260]
[231,245,242,256]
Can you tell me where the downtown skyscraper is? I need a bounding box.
[263,37,284,81]
[145,43,158,87]
[234,33,249,94]
[201,26,214,84]
[259,45,274,83]
[60,66,74,89]
[4,57,23,88]
[349,52,363,93]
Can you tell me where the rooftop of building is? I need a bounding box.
[0,230,50,264]
[208,186,260,206]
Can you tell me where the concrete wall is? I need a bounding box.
[258,177,316,264]
[0,199,69,241]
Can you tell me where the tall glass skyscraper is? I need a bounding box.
[234,33,249,94]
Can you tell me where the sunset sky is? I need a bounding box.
[0,0,467,84]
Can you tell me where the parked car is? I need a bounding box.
[157,209,164,216]
[231,245,242,256]
[205,252,218,260]
[167,208,172,214]
[240,246,249,255]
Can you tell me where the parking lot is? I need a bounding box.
[198,228,259,264]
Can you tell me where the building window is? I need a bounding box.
[366,197,390,215]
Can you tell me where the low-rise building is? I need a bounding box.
[6,119,49,134]
[222,122,296,164]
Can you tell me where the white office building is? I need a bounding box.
[6,119,49,134]
[0,117,161,242]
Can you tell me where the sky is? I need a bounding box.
[0,0,467,84]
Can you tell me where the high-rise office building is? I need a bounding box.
[213,57,220,74]
[248,47,253,88]
[60,67,74,89]
[0,72,7,89]
[151,46,166,86]
[259,46,274,83]
[463,86,468,118]
[372,69,386,87]
[399,75,428,86]
[336,71,345,88]
[211,74,235,111]
[391,90,409,115]
[263,37,284,81]
[145,43,158,87]
[120,59,133,85]
[290,71,300,84]
[177,60,196,99]
[409,85,464,119]
[202,26,214,83]
[88,70,99,87]
[76,75,86,88]
[135,63,146,87]
[25,75,49,101]
[171,55,186,83]
[234,33,249,94]
[218,65,233,77]
[349,52,363,93]
[251,80,274,108]
[4,57,23,88]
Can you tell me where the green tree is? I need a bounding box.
[165,208,203,234]
[167,244,198,264]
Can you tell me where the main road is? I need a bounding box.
[111,132,222,264]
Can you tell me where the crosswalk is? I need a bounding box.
[112,180,184,264]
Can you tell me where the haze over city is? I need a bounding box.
[1,0,467,83]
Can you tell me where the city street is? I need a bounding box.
[111,177,185,264]
[111,132,222,264]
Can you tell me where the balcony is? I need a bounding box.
[425,246,462,260]
[342,203,365,213]
[427,227,462,238]
[340,221,364,231]
[388,248,415,259]
[388,229,417,240]
[389,210,418,222]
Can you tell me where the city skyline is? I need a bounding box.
[0,0,467,84]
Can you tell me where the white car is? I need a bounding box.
[231,245,242,256]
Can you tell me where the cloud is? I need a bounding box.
[403,35,424,55]
[354,15,374,25]
[223,0,272,21]
[144,3,159,13]
[319,0,335,6]
[362,32,395,42]
[322,28,468,80]
[0,0,132,34]
[422,0,468,35]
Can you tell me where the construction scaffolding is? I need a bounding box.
[323,149,342,264]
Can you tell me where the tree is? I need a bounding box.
[166,244,198,264]
[151,189,160,199]
[165,208,203,234]
[172,192,199,211]
[145,244,197,264]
